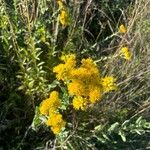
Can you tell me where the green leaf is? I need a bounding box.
[108,122,120,133]
[118,130,126,142]
[94,124,103,131]
[48,80,60,90]
[134,129,143,135]
[122,120,130,130]
[60,105,67,110]
[31,107,42,131]
[144,122,150,129]
[136,116,142,124]
[102,133,110,141]
[94,135,107,143]
[18,85,25,90]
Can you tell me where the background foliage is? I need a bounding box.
[0,0,150,149]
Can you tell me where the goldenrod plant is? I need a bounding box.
[0,0,150,149]
[36,54,117,135]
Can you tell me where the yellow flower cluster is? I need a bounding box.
[53,54,76,81]
[53,54,117,111]
[39,91,60,115]
[39,91,66,135]
[60,10,69,26]
[68,58,102,104]
[57,0,69,26]
[120,47,132,61]
[47,113,66,135]
[72,96,88,111]
[101,76,117,92]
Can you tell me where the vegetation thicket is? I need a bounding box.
[0,0,150,149]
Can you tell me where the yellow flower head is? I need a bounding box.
[101,76,117,92]
[69,58,100,84]
[47,113,66,135]
[39,91,61,115]
[81,58,101,83]
[72,96,88,111]
[49,91,59,98]
[81,58,97,70]
[53,64,66,81]
[60,54,76,64]
[120,47,132,60]
[59,10,69,26]
[53,54,76,81]
[47,113,64,126]
[57,0,64,9]
[48,91,61,114]
[119,24,127,33]
[68,80,88,96]
[39,98,51,115]
[89,87,102,103]
[70,67,90,81]
[51,126,62,135]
